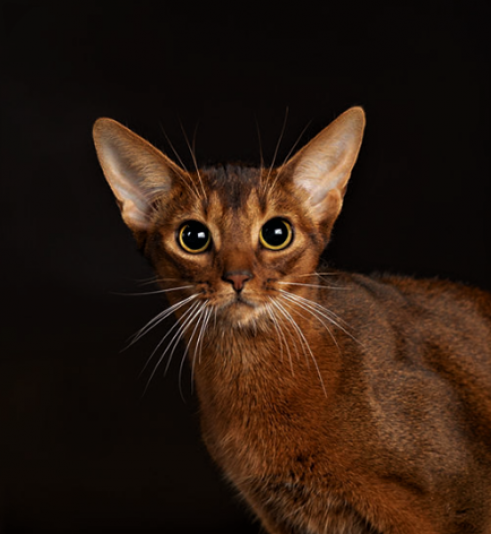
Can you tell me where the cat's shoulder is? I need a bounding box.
[353,271,491,316]
[332,269,491,313]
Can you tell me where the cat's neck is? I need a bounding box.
[187,301,348,479]
[191,300,344,408]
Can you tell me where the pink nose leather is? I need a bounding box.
[223,271,252,292]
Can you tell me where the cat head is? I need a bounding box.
[93,108,365,328]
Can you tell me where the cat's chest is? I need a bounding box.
[197,389,378,534]
[194,328,341,463]
[195,351,343,485]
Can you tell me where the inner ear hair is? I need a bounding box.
[93,118,184,233]
[281,107,365,224]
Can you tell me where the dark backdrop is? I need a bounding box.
[1,2,489,533]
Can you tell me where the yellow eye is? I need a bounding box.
[178,221,211,253]
[259,218,293,251]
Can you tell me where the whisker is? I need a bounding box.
[279,290,359,345]
[279,289,346,330]
[159,121,191,174]
[267,299,295,375]
[254,113,265,173]
[271,298,327,397]
[265,303,286,369]
[272,299,311,367]
[137,277,183,287]
[179,120,208,201]
[141,300,207,396]
[135,275,161,286]
[278,119,312,168]
[191,120,200,163]
[114,285,195,297]
[189,305,212,392]
[179,303,205,369]
[269,298,303,364]
[163,302,206,375]
[286,272,339,278]
[278,292,341,354]
[181,302,210,399]
[265,107,289,186]
[139,301,201,397]
[128,293,198,347]
[196,306,212,365]
[159,121,202,201]
[270,119,312,192]
[277,281,348,291]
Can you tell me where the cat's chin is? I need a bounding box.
[217,299,265,330]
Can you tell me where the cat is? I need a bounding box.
[93,107,491,534]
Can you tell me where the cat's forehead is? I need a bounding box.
[161,163,296,229]
[202,164,262,211]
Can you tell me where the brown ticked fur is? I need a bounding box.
[93,108,491,533]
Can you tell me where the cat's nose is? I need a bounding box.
[222,270,253,292]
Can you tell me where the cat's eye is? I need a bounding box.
[178,221,211,253]
[259,218,293,251]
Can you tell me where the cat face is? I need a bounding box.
[93,108,365,328]
[142,164,330,328]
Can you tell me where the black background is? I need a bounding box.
[1,2,489,533]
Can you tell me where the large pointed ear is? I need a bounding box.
[93,118,184,233]
[281,107,365,224]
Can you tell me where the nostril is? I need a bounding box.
[223,271,253,292]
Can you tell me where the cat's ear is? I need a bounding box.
[93,118,183,233]
[281,107,365,224]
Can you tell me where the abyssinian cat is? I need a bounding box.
[93,108,491,534]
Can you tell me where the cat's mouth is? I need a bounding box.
[234,293,254,306]
[224,293,256,310]
[213,292,264,326]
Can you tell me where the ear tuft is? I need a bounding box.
[282,107,365,224]
[93,118,183,232]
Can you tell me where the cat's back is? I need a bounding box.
[380,273,491,318]
[331,270,491,345]
[311,273,491,530]
[323,271,491,450]
[358,273,491,376]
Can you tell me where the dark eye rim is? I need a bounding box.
[177,220,212,254]
[259,217,294,251]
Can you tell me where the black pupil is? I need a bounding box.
[262,218,289,247]
[181,222,209,250]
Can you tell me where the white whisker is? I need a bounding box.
[270,119,312,191]
[254,114,265,174]
[159,122,201,201]
[189,305,212,391]
[181,302,210,398]
[116,285,195,297]
[272,299,311,366]
[140,301,199,373]
[265,302,288,372]
[196,306,212,365]
[179,304,205,368]
[277,281,347,291]
[268,300,295,375]
[287,272,339,278]
[265,107,289,186]
[279,290,359,345]
[139,300,201,394]
[162,302,206,376]
[179,120,207,201]
[278,292,341,354]
[159,121,191,174]
[129,293,198,347]
[279,120,312,169]
[269,298,303,363]
[270,297,327,397]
